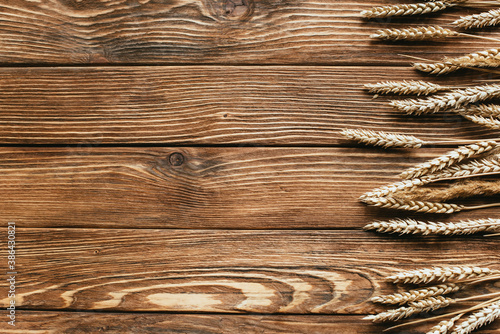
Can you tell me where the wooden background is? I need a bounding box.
[1,0,500,332]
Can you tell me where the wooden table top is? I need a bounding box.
[1,0,499,332]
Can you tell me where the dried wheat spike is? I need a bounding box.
[360,178,429,199]
[364,80,447,96]
[371,283,460,304]
[340,128,426,148]
[413,62,460,75]
[371,26,459,41]
[387,266,497,284]
[414,48,500,75]
[453,9,500,29]
[427,315,462,334]
[364,296,453,322]
[361,2,451,18]
[390,84,500,115]
[364,218,500,236]
[457,103,500,118]
[461,114,500,130]
[360,197,464,214]
[451,300,500,334]
[399,141,498,179]
[422,154,500,181]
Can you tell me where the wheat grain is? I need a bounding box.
[364,296,454,322]
[364,80,447,96]
[413,49,500,75]
[461,114,500,130]
[399,141,498,179]
[371,26,459,41]
[360,178,429,199]
[453,9,500,29]
[456,103,500,118]
[450,300,500,334]
[426,315,462,334]
[387,267,497,284]
[390,84,500,115]
[364,218,500,236]
[413,62,460,75]
[371,283,460,304]
[361,2,451,18]
[340,128,426,148]
[360,196,464,213]
[421,154,500,181]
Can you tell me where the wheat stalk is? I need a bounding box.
[457,103,500,118]
[361,196,464,213]
[427,315,462,334]
[387,267,497,284]
[371,283,460,305]
[364,218,500,236]
[413,48,500,75]
[365,296,454,322]
[371,26,459,41]
[390,84,500,115]
[420,154,500,181]
[340,128,427,148]
[360,178,429,199]
[399,141,498,179]
[462,114,500,129]
[453,8,500,29]
[450,300,500,334]
[364,80,449,96]
[361,2,452,18]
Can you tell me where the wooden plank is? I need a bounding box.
[1,229,498,314]
[0,1,498,65]
[9,312,500,334]
[0,66,496,145]
[5,312,388,334]
[2,146,499,229]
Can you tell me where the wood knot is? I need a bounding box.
[223,0,254,20]
[169,152,185,167]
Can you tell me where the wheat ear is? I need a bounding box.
[340,128,427,148]
[450,300,500,334]
[364,80,448,96]
[361,2,451,18]
[390,84,500,115]
[462,114,500,129]
[371,283,460,305]
[426,315,462,334]
[420,154,500,182]
[371,26,459,41]
[361,196,464,213]
[360,178,429,199]
[456,103,500,118]
[364,218,500,236]
[387,267,497,284]
[453,8,500,29]
[399,141,497,179]
[364,296,454,322]
[413,48,500,75]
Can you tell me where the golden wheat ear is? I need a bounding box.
[361,2,452,18]
[453,8,500,29]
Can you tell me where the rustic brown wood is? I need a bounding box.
[1,0,499,65]
[1,229,498,314]
[11,311,500,333]
[0,66,496,145]
[2,146,499,229]
[7,312,381,333]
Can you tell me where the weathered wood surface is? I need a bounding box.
[0,66,496,145]
[1,229,498,313]
[1,0,499,65]
[6,312,389,334]
[2,147,499,229]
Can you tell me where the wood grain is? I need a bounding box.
[6,312,391,334]
[0,66,497,145]
[3,146,500,229]
[10,312,500,333]
[1,0,499,65]
[1,229,498,314]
